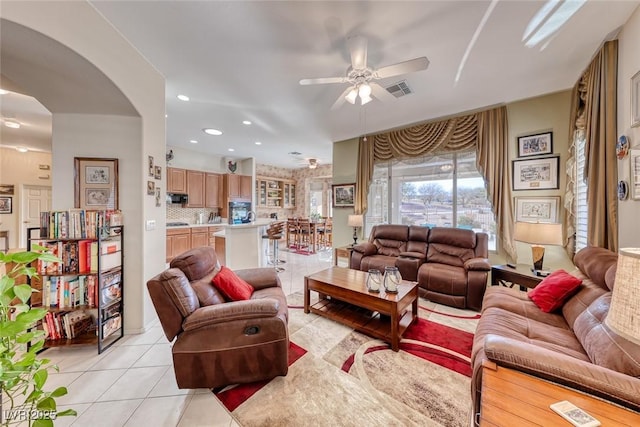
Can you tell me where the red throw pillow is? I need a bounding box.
[528,269,582,313]
[211,266,254,301]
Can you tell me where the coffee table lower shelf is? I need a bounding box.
[309,298,415,346]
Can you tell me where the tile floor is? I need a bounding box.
[40,246,335,427]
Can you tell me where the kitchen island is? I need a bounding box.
[167,219,273,270]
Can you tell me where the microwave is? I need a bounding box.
[168,193,188,205]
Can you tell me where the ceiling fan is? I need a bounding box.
[299,35,429,109]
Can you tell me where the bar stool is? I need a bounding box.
[262,222,285,272]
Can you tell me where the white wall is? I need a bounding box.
[617,6,640,248]
[2,1,166,334]
[332,137,360,248]
[0,147,52,249]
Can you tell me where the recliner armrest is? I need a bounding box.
[352,242,377,256]
[235,268,281,290]
[464,257,491,271]
[182,298,279,331]
[484,335,640,411]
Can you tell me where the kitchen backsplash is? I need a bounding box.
[167,206,221,224]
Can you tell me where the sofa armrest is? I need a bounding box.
[464,257,491,271]
[398,251,426,260]
[352,242,377,256]
[235,267,281,290]
[182,298,279,331]
[484,335,640,410]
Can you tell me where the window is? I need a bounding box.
[365,151,497,250]
[575,135,588,250]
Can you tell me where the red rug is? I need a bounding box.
[214,342,307,412]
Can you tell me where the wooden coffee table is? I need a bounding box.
[304,267,418,351]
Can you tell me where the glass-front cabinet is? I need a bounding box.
[283,182,296,208]
[256,177,296,209]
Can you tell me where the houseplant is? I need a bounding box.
[0,248,76,426]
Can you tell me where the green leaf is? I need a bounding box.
[55,409,77,417]
[37,253,60,262]
[0,320,30,337]
[34,369,48,389]
[10,251,40,264]
[0,275,15,294]
[16,308,47,324]
[14,284,34,303]
[33,419,54,427]
[37,396,56,410]
[49,386,68,397]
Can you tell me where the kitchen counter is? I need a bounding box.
[166,218,273,229]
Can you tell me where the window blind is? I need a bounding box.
[575,136,588,250]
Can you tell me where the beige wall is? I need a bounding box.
[617,6,640,248]
[331,137,360,248]
[0,147,53,249]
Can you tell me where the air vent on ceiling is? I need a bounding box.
[385,80,412,98]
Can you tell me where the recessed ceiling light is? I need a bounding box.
[190,140,198,144]
[203,128,223,135]
[5,120,21,129]
[16,147,28,153]
[228,148,235,152]
[242,120,252,125]
[177,94,190,101]
[255,141,262,145]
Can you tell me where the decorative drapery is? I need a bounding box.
[355,105,516,260]
[566,40,618,252]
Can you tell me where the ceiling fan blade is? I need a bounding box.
[347,35,368,70]
[369,82,396,102]
[330,87,353,110]
[374,57,430,79]
[299,76,347,85]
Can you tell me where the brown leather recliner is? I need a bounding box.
[147,246,289,389]
[418,227,490,311]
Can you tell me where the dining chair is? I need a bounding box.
[296,218,313,253]
[286,218,299,249]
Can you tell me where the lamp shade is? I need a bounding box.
[513,222,563,245]
[348,214,363,227]
[606,248,640,345]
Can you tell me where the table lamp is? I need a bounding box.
[513,221,563,272]
[348,214,363,246]
[605,248,640,345]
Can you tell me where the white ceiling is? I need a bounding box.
[1,1,638,168]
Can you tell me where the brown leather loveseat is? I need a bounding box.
[350,224,490,310]
[147,246,289,389]
[471,246,640,421]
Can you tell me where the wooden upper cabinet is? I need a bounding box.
[227,174,241,198]
[225,174,251,200]
[205,173,221,208]
[240,175,252,200]
[186,170,205,207]
[167,167,187,193]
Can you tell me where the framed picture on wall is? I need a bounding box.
[630,149,640,200]
[332,183,355,207]
[512,156,559,191]
[74,157,119,210]
[514,196,560,223]
[632,70,640,128]
[517,132,553,157]
[0,196,12,214]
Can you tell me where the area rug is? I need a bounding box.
[213,292,479,426]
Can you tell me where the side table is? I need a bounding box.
[333,245,354,267]
[491,264,543,290]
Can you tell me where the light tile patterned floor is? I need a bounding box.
[42,247,333,426]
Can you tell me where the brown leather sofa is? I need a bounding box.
[471,246,640,420]
[147,246,289,389]
[350,224,490,310]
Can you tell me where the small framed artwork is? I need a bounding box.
[632,70,640,128]
[630,149,640,199]
[74,157,119,209]
[0,196,12,214]
[154,165,161,180]
[332,183,355,207]
[512,156,560,191]
[514,196,560,223]
[147,180,155,195]
[155,187,161,207]
[148,155,155,177]
[0,185,14,195]
[517,132,553,157]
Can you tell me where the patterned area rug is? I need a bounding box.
[213,292,480,426]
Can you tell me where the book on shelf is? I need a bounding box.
[100,252,121,272]
[39,209,123,240]
[43,311,94,340]
[102,314,121,339]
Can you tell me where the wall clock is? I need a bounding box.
[618,180,629,200]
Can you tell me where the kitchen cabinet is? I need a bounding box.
[205,173,221,208]
[240,175,252,200]
[190,228,208,248]
[166,228,191,262]
[186,170,205,207]
[221,174,252,218]
[256,177,295,208]
[283,181,296,208]
[209,226,223,251]
[167,167,187,194]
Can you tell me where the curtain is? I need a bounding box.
[355,106,515,259]
[476,107,516,260]
[583,40,618,251]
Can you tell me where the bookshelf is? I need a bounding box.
[27,210,124,354]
